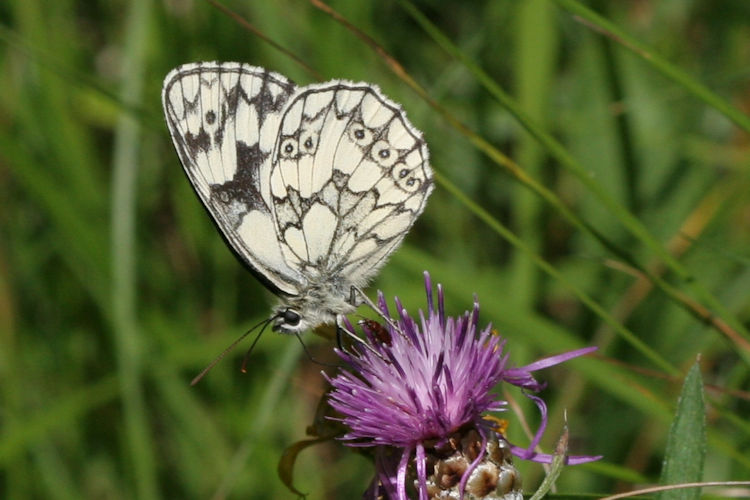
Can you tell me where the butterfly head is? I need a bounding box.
[271,288,357,334]
[271,305,345,334]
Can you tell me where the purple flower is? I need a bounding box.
[326,272,600,499]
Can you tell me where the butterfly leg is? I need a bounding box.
[335,318,346,351]
[350,286,402,335]
[335,314,387,360]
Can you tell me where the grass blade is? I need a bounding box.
[658,360,707,500]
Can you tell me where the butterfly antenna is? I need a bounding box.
[190,317,272,386]
[239,317,275,374]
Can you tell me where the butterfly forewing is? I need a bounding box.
[162,62,304,295]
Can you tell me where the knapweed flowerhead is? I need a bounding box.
[326,272,600,500]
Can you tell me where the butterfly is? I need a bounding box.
[162,62,433,335]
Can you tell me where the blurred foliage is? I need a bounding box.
[1,0,749,498]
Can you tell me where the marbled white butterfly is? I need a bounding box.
[162,62,433,335]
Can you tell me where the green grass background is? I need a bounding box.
[1,0,749,498]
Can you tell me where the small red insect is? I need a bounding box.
[359,318,392,346]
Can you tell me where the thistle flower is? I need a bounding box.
[326,272,600,499]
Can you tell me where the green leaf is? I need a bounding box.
[658,360,707,500]
[277,437,327,498]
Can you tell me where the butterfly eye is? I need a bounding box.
[280,137,299,159]
[348,122,373,146]
[370,140,397,167]
[282,309,301,327]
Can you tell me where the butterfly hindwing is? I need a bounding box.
[162,62,305,295]
[269,82,432,288]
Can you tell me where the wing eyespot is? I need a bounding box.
[391,163,424,192]
[205,110,216,125]
[371,140,397,168]
[348,122,374,147]
[299,130,319,155]
[280,137,299,159]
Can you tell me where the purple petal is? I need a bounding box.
[374,448,400,498]
[424,271,433,314]
[397,447,411,500]
[520,346,598,372]
[510,446,603,465]
[437,283,445,328]
[458,429,489,498]
[519,393,548,458]
[416,442,428,500]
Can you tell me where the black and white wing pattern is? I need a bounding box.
[162,62,433,334]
